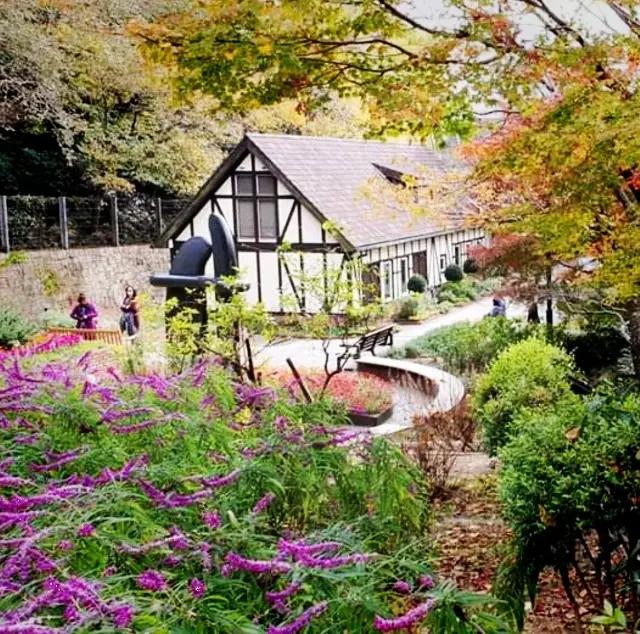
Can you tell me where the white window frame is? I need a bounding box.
[439,254,447,272]
[381,260,393,301]
[398,256,409,296]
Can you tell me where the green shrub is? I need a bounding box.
[407,274,427,293]
[0,309,37,348]
[557,326,628,376]
[497,391,640,626]
[473,338,578,454]
[403,318,535,375]
[395,295,421,320]
[404,344,420,359]
[444,264,463,282]
[463,258,479,274]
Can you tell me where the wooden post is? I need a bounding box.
[154,198,163,237]
[286,358,313,404]
[245,338,256,384]
[546,267,553,327]
[0,196,9,253]
[58,197,69,249]
[110,196,120,247]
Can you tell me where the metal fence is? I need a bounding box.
[0,195,189,252]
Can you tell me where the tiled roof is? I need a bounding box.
[247,133,469,249]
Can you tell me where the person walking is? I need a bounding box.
[70,294,98,329]
[527,301,540,324]
[119,285,140,339]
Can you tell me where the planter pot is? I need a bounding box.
[348,405,394,427]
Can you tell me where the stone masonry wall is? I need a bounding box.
[0,246,170,328]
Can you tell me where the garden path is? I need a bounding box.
[256,297,526,370]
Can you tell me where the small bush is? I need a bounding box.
[473,338,578,454]
[444,264,463,282]
[497,391,640,625]
[463,258,479,274]
[403,318,536,375]
[407,274,427,294]
[0,309,37,349]
[404,344,420,359]
[396,296,421,320]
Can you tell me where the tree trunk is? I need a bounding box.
[625,302,640,381]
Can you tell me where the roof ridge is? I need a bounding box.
[246,132,434,148]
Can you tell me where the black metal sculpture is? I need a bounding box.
[150,213,247,338]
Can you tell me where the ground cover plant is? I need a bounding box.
[0,345,510,634]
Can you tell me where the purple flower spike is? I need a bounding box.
[297,553,374,570]
[103,566,117,577]
[252,492,275,516]
[223,552,292,576]
[267,601,328,634]
[137,569,168,592]
[418,575,434,590]
[265,582,302,606]
[373,600,434,632]
[202,512,221,529]
[112,604,135,628]
[56,540,73,552]
[392,580,411,594]
[189,578,206,598]
[77,523,95,537]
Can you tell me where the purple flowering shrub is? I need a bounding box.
[0,351,510,634]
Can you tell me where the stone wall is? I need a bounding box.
[0,246,170,328]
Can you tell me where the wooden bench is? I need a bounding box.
[48,327,123,345]
[341,325,394,360]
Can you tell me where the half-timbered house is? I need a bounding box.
[155,134,485,312]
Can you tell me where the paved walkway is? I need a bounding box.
[256,297,525,370]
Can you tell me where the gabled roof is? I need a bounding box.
[156,133,470,250]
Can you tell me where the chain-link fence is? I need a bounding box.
[0,195,190,252]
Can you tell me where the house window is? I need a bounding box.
[454,245,461,266]
[236,174,254,195]
[381,261,393,301]
[235,173,278,240]
[258,200,277,239]
[237,200,255,239]
[258,174,276,195]
[399,257,409,294]
[439,254,447,271]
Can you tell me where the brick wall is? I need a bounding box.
[0,246,170,328]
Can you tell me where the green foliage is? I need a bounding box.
[407,274,427,294]
[390,317,534,374]
[556,326,629,377]
[37,269,61,297]
[396,295,421,320]
[0,309,37,349]
[497,390,640,626]
[463,259,478,274]
[473,338,578,454]
[444,264,463,283]
[0,251,27,269]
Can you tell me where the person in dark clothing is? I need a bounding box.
[489,297,507,318]
[119,286,140,338]
[527,302,540,324]
[70,294,98,329]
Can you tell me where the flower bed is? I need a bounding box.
[268,370,394,417]
[0,332,83,365]
[0,351,507,633]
